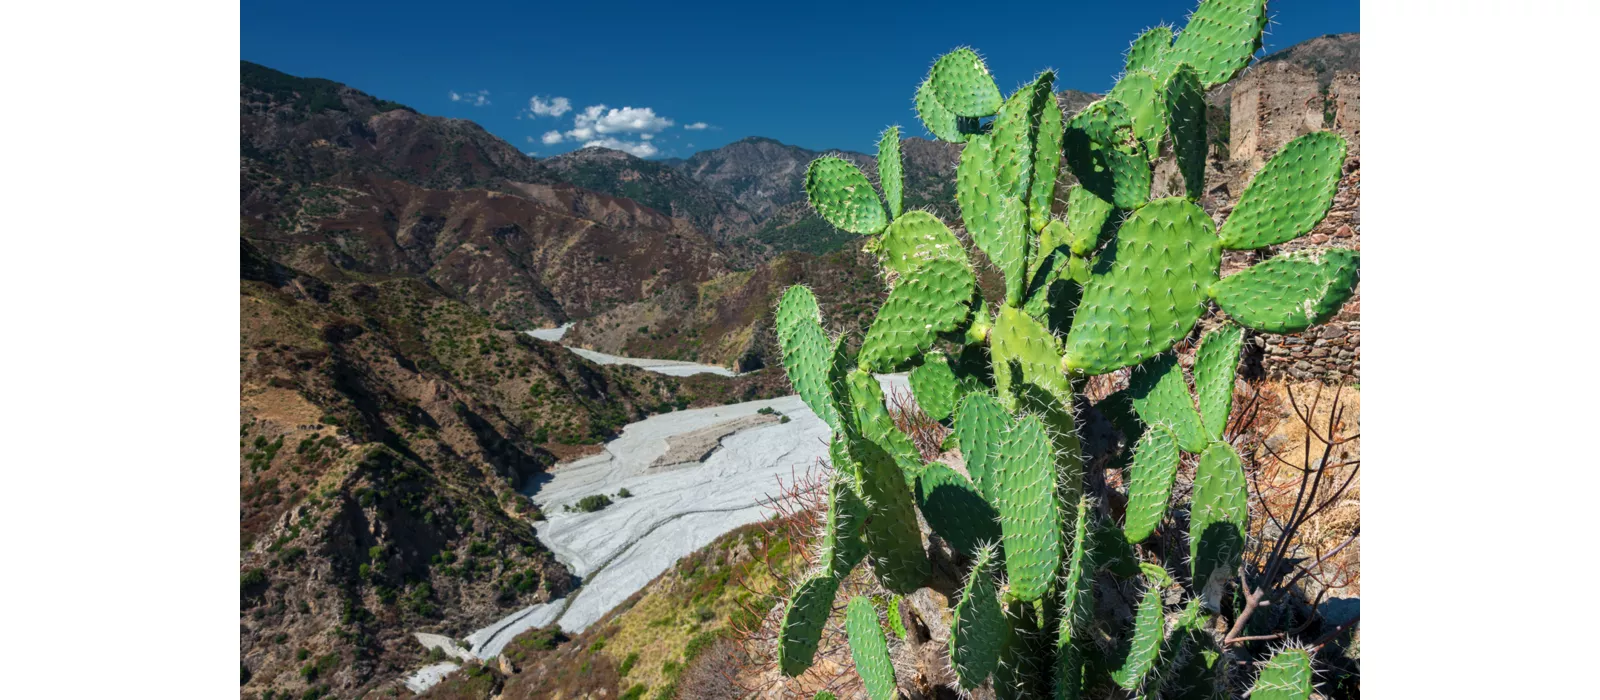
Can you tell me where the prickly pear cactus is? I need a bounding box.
[771,1,1358,696]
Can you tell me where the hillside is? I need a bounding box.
[541,147,762,265]
[241,61,733,329]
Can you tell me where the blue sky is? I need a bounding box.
[242,1,1358,159]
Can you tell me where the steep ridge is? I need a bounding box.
[241,61,733,329]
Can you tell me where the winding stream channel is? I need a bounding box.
[404,325,906,691]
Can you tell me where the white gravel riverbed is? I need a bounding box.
[403,325,907,690]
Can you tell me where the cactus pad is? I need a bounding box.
[878,126,904,219]
[1065,184,1116,256]
[1112,571,1168,689]
[778,571,838,676]
[845,597,899,700]
[821,469,868,577]
[1057,500,1097,656]
[1190,441,1248,599]
[990,77,1046,204]
[1210,248,1360,333]
[909,351,960,420]
[1250,648,1315,700]
[930,48,1004,117]
[846,368,927,482]
[844,432,930,594]
[915,77,965,143]
[1164,64,1208,201]
[776,286,841,432]
[954,391,1009,504]
[1108,70,1167,163]
[1192,323,1244,440]
[951,544,1006,689]
[805,156,887,235]
[858,252,975,371]
[1123,425,1180,543]
[1063,98,1151,209]
[878,210,968,279]
[1064,198,1221,375]
[1219,131,1347,249]
[917,462,1002,556]
[1029,82,1065,233]
[1169,0,1268,88]
[1125,25,1175,76]
[995,413,1062,602]
[992,306,1072,412]
[1128,352,1208,452]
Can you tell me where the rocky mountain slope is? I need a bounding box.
[242,61,733,329]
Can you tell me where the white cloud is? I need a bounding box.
[639,133,654,141]
[528,95,572,117]
[541,130,565,145]
[449,89,491,107]
[583,137,659,158]
[573,105,674,135]
[684,122,709,130]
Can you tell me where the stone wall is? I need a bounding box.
[1214,66,1361,384]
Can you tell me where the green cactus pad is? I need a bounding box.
[878,210,968,279]
[917,462,1002,556]
[1126,25,1175,76]
[1112,572,1168,690]
[1053,502,1095,700]
[827,335,858,434]
[1210,247,1360,333]
[991,306,1071,413]
[1169,0,1268,88]
[846,369,925,479]
[778,571,839,676]
[1250,648,1315,700]
[1190,441,1248,599]
[990,78,1044,204]
[1063,98,1151,209]
[991,307,1086,517]
[1164,64,1208,201]
[821,469,869,577]
[805,156,887,235]
[915,77,965,143]
[1219,131,1347,249]
[954,391,1009,504]
[995,413,1062,603]
[1128,352,1208,452]
[1064,198,1221,375]
[1058,498,1097,643]
[845,432,929,594]
[951,544,1006,689]
[1030,83,1065,233]
[930,48,1004,117]
[995,195,1032,307]
[1192,323,1244,440]
[1123,425,1180,543]
[886,596,908,639]
[909,351,959,420]
[857,253,975,372]
[956,133,995,225]
[1108,70,1167,163]
[845,596,899,700]
[878,126,904,219]
[776,286,842,432]
[1065,185,1116,256]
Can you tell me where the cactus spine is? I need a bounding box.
[775,1,1357,695]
